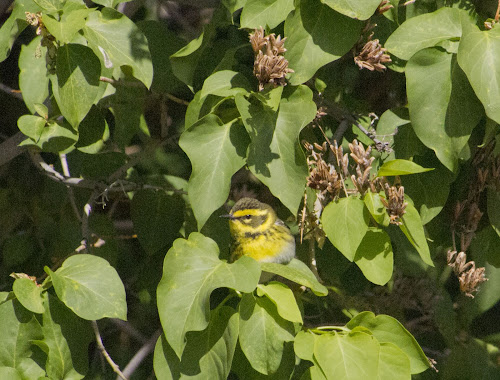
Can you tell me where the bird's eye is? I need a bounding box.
[244,215,252,220]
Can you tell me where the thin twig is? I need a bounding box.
[496,0,500,22]
[29,152,186,194]
[92,321,129,380]
[308,237,321,282]
[99,76,144,88]
[0,82,24,101]
[59,153,82,221]
[117,329,162,380]
[165,93,190,106]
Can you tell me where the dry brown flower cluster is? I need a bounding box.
[249,27,294,91]
[301,139,408,242]
[376,0,394,14]
[354,34,392,72]
[349,140,376,195]
[304,141,343,201]
[447,250,487,298]
[381,182,407,225]
[447,142,500,297]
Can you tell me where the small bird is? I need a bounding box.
[221,197,295,264]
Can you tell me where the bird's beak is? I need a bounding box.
[219,214,234,219]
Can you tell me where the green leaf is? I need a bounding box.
[458,27,500,124]
[399,202,434,267]
[0,294,44,379]
[235,85,317,214]
[240,0,294,29]
[39,293,93,380]
[131,189,184,255]
[406,48,483,172]
[257,282,303,323]
[284,0,362,85]
[294,330,316,361]
[346,312,430,374]
[154,306,239,380]
[0,0,38,61]
[157,233,260,358]
[0,367,22,380]
[92,0,131,7]
[179,115,248,230]
[239,293,294,375]
[378,342,411,380]
[52,44,101,128]
[378,159,433,176]
[18,36,49,114]
[33,0,62,12]
[75,106,110,154]
[354,228,393,286]
[170,9,231,90]
[13,278,45,314]
[138,20,185,94]
[301,366,327,380]
[321,0,381,20]
[199,70,251,99]
[385,7,464,60]
[487,186,500,237]
[19,119,78,153]
[42,8,92,44]
[84,8,153,87]
[313,331,380,380]
[402,164,453,225]
[364,192,390,226]
[46,254,127,320]
[17,115,46,142]
[322,196,369,261]
[108,78,147,147]
[261,258,328,296]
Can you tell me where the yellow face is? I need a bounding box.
[224,198,277,237]
[228,207,276,237]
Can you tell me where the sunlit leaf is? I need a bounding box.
[154,307,239,380]
[84,8,153,87]
[354,228,393,286]
[46,254,127,320]
[157,233,260,358]
[18,36,49,114]
[386,7,465,60]
[346,312,430,374]
[257,282,303,323]
[285,0,361,85]
[52,44,101,128]
[400,202,434,267]
[261,258,328,296]
[13,278,45,314]
[0,293,44,379]
[406,47,482,172]
[322,196,369,261]
[458,27,500,124]
[377,159,433,176]
[239,293,294,375]
[314,331,380,379]
[321,0,381,20]
[240,0,294,29]
[179,114,248,230]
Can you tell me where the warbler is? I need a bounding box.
[221,197,295,264]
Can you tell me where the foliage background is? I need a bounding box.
[0,0,500,379]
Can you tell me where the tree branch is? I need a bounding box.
[117,329,162,380]
[92,321,129,380]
